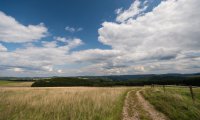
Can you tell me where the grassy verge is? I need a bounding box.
[142,86,200,120]
[0,80,13,85]
[0,80,33,87]
[0,87,129,120]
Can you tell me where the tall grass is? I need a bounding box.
[142,86,200,120]
[0,87,129,120]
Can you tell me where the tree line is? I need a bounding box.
[31,75,200,87]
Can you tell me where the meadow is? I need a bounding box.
[1,80,200,120]
[0,87,129,120]
[0,80,33,87]
[142,86,200,120]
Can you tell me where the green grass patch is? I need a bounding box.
[0,80,33,87]
[142,86,200,120]
[0,80,13,85]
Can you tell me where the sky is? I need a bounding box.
[0,0,200,77]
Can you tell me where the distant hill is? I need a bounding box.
[31,73,200,87]
[80,73,200,81]
[1,73,200,87]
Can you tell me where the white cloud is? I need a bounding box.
[43,66,53,72]
[54,37,84,49]
[99,0,200,53]
[0,11,48,43]
[66,38,84,50]
[115,8,123,14]
[0,38,84,75]
[13,68,24,72]
[65,26,83,32]
[77,27,83,31]
[0,43,7,52]
[42,41,58,48]
[57,69,63,73]
[54,36,67,42]
[97,0,200,74]
[116,0,148,22]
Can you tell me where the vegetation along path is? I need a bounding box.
[122,88,169,120]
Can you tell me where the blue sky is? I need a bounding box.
[0,0,133,50]
[0,0,163,51]
[0,0,199,77]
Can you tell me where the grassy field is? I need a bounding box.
[0,87,129,120]
[1,83,200,120]
[0,80,33,87]
[142,86,200,120]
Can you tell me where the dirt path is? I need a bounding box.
[122,90,139,120]
[122,89,168,120]
[136,90,168,120]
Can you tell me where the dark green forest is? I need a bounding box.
[31,74,200,87]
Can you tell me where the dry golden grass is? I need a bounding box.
[0,87,129,120]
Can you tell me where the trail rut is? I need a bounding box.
[122,90,139,120]
[122,89,168,120]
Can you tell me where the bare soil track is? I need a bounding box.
[122,90,139,120]
[122,89,168,120]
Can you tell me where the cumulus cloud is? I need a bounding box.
[116,0,148,22]
[0,11,48,43]
[54,37,84,49]
[100,0,200,51]
[99,0,200,56]
[97,0,200,74]
[66,38,84,50]
[115,8,123,14]
[54,36,68,42]
[65,26,83,32]
[13,68,24,72]
[0,43,7,52]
